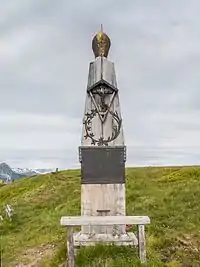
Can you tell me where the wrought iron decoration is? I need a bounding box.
[83,107,122,146]
[83,81,122,146]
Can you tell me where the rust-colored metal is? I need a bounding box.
[126,224,134,232]
[92,27,111,58]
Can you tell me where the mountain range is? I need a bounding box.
[0,162,53,182]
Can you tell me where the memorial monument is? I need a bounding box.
[74,26,137,246]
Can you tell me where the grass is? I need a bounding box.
[0,166,200,266]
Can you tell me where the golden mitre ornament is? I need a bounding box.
[92,25,111,58]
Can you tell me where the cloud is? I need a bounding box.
[0,0,200,168]
[0,112,80,149]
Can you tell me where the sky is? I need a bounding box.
[1,0,200,169]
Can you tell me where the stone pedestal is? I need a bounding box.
[76,29,137,247]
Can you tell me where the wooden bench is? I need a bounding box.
[60,215,150,267]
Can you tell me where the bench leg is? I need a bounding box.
[137,225,146,264]
[67,226,75,267]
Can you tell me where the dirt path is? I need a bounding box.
[13,244,56,267]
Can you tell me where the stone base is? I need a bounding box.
[73,232,138,247]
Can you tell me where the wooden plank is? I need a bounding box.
[61,216,150,226]
[66,227,75,267]
[137,225,146,264]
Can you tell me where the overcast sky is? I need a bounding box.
[1,0,200,169]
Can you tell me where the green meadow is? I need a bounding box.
[0,166,200,266]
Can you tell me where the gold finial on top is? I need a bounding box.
[92,25,111,58]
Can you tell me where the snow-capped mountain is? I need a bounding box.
[0,163,24,181]
[0,162,53,182]
[12,168,52,175]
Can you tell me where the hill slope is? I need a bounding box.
[0,166,200,266]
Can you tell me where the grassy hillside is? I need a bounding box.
[0,166,200,266]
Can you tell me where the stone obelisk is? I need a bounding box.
[76,27,136,245]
